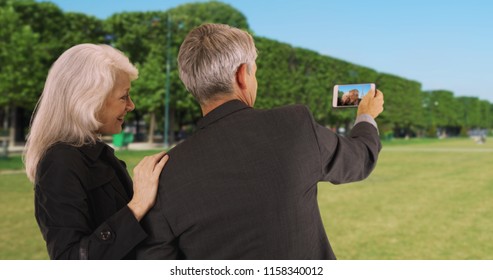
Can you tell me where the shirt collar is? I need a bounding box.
[197,99,251,129]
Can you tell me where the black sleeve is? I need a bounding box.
[306,108,382,184]
[135,191,181,259]
[34,151,147,259]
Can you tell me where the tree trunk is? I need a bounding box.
[133,111,142,142]
[169,108,175,145]
[147,112,156,144]
[2,106,9,158]
[9,106,15,147]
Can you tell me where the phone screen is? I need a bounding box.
[332,83,375,108]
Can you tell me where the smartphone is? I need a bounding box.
[332,83,375,108]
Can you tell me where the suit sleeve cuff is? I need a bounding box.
[355,114,378,133]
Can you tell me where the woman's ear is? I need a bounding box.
[235,63,248,90]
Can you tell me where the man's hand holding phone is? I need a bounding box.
[357,89,384,119]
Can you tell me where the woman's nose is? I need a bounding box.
[127,97,135,111]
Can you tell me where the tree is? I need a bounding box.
[376,74,423,137]
[456,96,480,131]
[104,2,251,144]
[1,1,107,147]
[1,0,491,148]
[62,12,106,45]
[478,100,491,129]
[429,90,460,126]
[426,90,462,136]
[131,47,166,143]
[0,2,43,153]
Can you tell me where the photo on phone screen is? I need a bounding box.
[332,83,375,108]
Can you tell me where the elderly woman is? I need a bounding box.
[23,44,168,259]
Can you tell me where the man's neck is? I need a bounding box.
[201,96,243,116]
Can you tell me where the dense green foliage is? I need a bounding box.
[1,0,105,109]
[0,0,491,142]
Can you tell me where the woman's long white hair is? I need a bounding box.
[23,43,138,183]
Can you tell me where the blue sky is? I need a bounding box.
[38,0,493,102]
[338,84,372,97]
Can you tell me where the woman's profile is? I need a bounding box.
[23,44,168,259]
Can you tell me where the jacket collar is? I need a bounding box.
[78,140,112,162]
[197,99,251,129]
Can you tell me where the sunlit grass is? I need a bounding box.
[0,173,47,259]
[0,154,24,171]
[319,137,493,259]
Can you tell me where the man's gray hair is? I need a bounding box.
[178,23,257,104]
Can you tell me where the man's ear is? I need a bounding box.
[235,63,248,90]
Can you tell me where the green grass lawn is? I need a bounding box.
[0,138,492,259]
[320,137,493,259]
[0,154,24,170]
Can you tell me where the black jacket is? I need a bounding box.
[34,141,147,259]
[137,100,381,259]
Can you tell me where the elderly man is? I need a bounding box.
[137,23,384,260]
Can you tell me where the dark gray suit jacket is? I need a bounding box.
[138,100,381,259]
